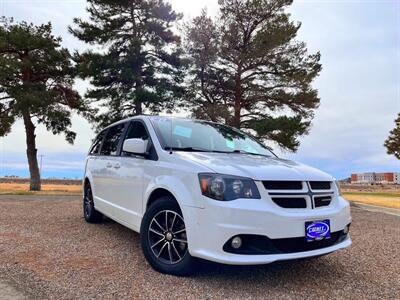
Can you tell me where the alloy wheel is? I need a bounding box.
[148,210,188,264]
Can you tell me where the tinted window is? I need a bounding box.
[89,130,106,155]
[100,123,126,156]
[126,121,149,140]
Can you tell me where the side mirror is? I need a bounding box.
[123,138,148,155]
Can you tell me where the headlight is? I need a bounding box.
[335,180,342,196]
[198,173,261,201]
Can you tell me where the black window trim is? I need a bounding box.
[121,119,158,161]
[88,128,108,156]
[99,122,128,157]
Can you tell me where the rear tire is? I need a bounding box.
[140,196,197,276]
[83,183,103,223]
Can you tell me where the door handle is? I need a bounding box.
[106,162,112,168]
[113,163,121,169]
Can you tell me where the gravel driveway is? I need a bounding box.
[0,195,399,299]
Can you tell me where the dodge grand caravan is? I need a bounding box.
[83,115,351,275]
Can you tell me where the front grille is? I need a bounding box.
[272,197,307,208]
[309,181,331,190]
[223,230,348,255]
[263,180,334,209]
[314,196,332,207]
[263,181,302,190]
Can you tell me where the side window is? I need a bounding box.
[100,123,126,156]
[89,130,106,155]
[126,121,149,140]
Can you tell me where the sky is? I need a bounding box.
[0,0,399,180]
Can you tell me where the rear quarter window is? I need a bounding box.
[100,123,126,156]
[89,130,106,155]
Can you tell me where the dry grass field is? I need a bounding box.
[0,183,82,195]
[341,184,400,209]
[342,191,400,209]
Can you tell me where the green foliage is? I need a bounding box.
[184,0,321,151]
[70,0,185,129]
[384,113,400,159]
[0,17,88,142]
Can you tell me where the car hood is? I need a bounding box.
[176,152,334,181]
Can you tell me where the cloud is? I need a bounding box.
[283,0,400,175]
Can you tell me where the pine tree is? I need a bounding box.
[384,113,400,159]
[0,18,88,190]
[184,0,321,151]
[69,0,185,129]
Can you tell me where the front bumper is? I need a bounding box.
[192,236,351,265]
[183,194,352,265]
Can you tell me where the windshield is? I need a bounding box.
[150,117,276,157]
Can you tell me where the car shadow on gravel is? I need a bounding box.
[197,256,338,277]
[191,256,349,294]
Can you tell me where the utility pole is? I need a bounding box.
[39,154,44,177]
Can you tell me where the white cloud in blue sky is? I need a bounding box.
[0,0,399,179]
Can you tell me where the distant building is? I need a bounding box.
[375,173,385,183]
[351,172,400,184]
[395,173,400,184]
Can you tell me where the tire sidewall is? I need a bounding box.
[140,196,196,276]
[83,184,93,221]
[83,183,102,223]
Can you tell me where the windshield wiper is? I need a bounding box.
[231,150,271,157]
[165,147,271,157]
[166,147,236,154]
[165,146,210,152]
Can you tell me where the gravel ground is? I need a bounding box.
[0,280,27,300]
[0,195,399,299]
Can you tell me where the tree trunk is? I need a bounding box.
[22,110,41,191]
[233,72,242,128]
[135,100,142,115]
[134,67,143,115]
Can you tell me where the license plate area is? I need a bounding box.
[305,219,331,242]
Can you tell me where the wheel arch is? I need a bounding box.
[84,177,91,188]
[83,175,95,199]
[143,181,201,260]
[143,175,204,213]
[145,188,178,211]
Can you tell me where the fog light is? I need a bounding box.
[231,236,242,249]
[343,225,349,234]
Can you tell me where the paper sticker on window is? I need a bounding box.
[226,139,235,149]
[243,144,258,154]
[173,125,192,138]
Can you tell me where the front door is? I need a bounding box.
[115,120,154,230]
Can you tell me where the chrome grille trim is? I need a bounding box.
[264,181,334,209]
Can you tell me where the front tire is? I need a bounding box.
[140,196,197,276]
[83,183,103,223]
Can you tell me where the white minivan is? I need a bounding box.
[83,115,351,275]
